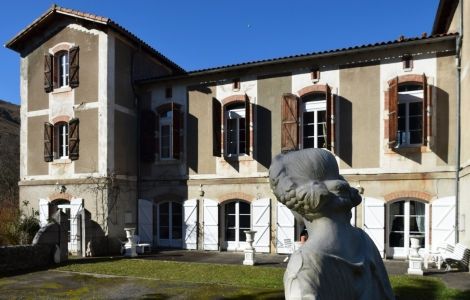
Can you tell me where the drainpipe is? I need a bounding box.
[454,0,463,243]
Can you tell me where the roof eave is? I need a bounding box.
[432,0,459,35]
[138,33,458,85]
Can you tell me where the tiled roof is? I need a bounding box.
[187,33,457,74]
[138,32,457,83]
[5,4,185,74]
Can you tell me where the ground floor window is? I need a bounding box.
[154,201,182,248]
[387,199,426,258]
[224,200,251,250]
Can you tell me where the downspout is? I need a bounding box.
[455,0,463,243]
[131,47,142,232]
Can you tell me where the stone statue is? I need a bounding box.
[269,149,394,300]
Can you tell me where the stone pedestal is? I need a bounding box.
[124,227,137,257]
[243,230,257,266]
[407,237,423,275]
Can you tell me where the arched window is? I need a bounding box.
[44,45,79,92]
[56,50,69,88]
[301,93,327,149]
[54,121,69,158]
[225,103,246,156]
[44,118,80,162]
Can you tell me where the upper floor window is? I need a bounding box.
[281,84,334,153]
[397,84,423,146]
[387,74,430,149]
[226,104,246,156]
[44,118,80,162]
[140,103,183,163]
[302,94,327,149]
[44,46,79,93]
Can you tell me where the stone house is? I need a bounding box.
[6,0,470,258]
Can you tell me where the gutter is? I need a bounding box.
[455,0,463,243]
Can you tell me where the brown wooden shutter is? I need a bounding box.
[422,73,429,145]
[326,85,333,151]
[69,118,80,161]
[245,95,251,155]
[212,98,222,156]
[44,54,53,93]
[172,104,182,159]
[155,113,160,159]
[140,110,156,162]
[388,77,399,148]
[44,122,53,162]
[69,46,79,88]
[281,93,299,152]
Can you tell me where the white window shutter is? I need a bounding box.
[351,207,356,227]
[183,199,198,250]
[39,198,49,227]
[276,202,295,254]
[70,198,84,254]
[363,198,385,258]
[252,198,271,253]
[138,199,153,244]
[431,196,456,251]
[203,199,219,251]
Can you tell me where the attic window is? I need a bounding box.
[402,55,413,71]
[311,68,320,82]
[165,87,173,98]
[233,79,240,91]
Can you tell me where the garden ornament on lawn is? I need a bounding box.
[269,149,394,300]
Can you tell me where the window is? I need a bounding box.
[44,46,79,93]
[160,110,173,159]
[302,94,327,149]
[387,74,429,149]
[232,78,240,90]
[156,201,182,248]
[153,103,183,161]
[402,55,413,71]
[397,84,423,146]
[44,118,79,162]
[226,104,246,156]
[311,68,320,82]
[165,87,172,98]
[224,201,251,250]
[54,122,69,158]
[281,84,334,152]
[56,51,69,88]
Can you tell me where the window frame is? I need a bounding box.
[54,121,69,159]
[397,87,424,147]
[301,95,327,149]
[155,103,183,161]
[45,43,79,93]
[55,50,70,88]
[225,104,246,157]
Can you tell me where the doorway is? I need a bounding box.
[156,201,183,248]
[223,200,251,251]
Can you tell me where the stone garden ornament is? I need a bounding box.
[269,149,394,300]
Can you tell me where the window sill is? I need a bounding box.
[52,158,72,165]
[52,86,72,94]
[155,159,181,165]
[386,145,429,154]
[223,155,253,162]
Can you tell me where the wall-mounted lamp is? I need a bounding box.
[199,184,205,197]
[355,185,364,195]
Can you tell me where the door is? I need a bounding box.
[183,199,198,250]
[431,197,455,251]
[363,198,385,258]
[157,201,183,248]
[387,199,427,258]
[203,199,219,250]
[138,199,153,244]
[70,198,84,255]
[276,202,295,254]
[252,198,271,253]
[224,201,251,251]
[39,198,49,227]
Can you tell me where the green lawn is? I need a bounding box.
[54,259,470,300]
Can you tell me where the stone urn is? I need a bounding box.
[243,230,257,265]
[407,236,423,275]
[123,227,137,257]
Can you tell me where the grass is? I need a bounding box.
[2,258,469,299]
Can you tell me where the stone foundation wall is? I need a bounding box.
[0,244,54,274]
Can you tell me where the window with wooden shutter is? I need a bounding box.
[69,118,80,160]
[44,55,53,93]
[244,95,250,155]
[326,85,333,151]
[69,46,79,88]
[388,77,399,148]
[281,93,299,152]
[140,110,156,162]
[44,122,53,162]
[172,104,182,159]
[212,98,222,156]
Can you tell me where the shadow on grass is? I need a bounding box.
[393,276,470,300]
[139,290,285,300]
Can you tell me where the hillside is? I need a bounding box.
[0,99,20,207]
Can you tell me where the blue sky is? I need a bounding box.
[1,0,439,105]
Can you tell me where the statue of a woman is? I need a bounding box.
[269,149,394,300]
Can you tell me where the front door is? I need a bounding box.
[224,201,251,251]
[387,199,427,258]
[157,201,183,248]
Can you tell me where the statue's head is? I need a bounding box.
[269,149,361,221]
